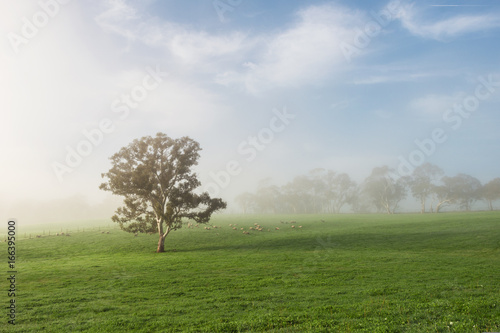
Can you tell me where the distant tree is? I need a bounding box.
[363,166,407,214]
[431,182,454,213]
[235,192,257,214]
[309,168,329,213]
[481,178,500,211]
[99,133,226,253]
[282,175,315,214]
[438,174,482,212]
[255,184,282,214]
[350,187,373,213]
[410,163,444,213]
[323,171,357,213]
[453,174,482,211]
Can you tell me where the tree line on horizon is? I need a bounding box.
[235,163,500,214]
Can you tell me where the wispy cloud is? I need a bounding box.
[352,69,440,85]
[395,2,500,40]
[409,92,466,121]
[95,0,141,40]
[428,5,488,7]
[95,1,367,93]
[214,4,366,93]
[95,0,254,71]
[3,0,499,215]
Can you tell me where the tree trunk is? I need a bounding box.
[157,235,166,253]
[436,201,446,213]
[156,217,167,253]
[334,203,342,214]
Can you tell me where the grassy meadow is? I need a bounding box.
[2,212,500,332]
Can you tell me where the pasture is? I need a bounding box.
[3,212,500,332]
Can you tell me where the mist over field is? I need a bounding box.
[3,195,120,226]
[2,3,500,330]
[2,0,500,225]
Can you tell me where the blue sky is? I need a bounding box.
[1,0,500,219]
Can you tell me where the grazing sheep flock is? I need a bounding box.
[197,220,303,235]
[24,219,308,241]
[185,220,304,236]
[29,230,109,240]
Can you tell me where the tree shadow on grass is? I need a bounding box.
[173,228,495,254]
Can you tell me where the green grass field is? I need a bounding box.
[3,212,500,332]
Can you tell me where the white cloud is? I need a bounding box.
[169,31,251,66]
[95,0,255,71]
[3,0,498,218]
[95,1,367,93]
[330,100,351,110]
[395,2,500,40]
[352,72,435,85]
[409,92,465,121]
[134,78,229,136]
[0,1,231,208]
[215,4,366,93]
[94,0,141,40]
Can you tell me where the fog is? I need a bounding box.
[2,1,500,225]
[2,195,121,226]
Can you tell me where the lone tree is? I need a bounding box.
[100,133,226,253]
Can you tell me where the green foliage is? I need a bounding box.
[7,212,500,332]
[100,133,226,252]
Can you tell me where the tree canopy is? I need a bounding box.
[236,164,500,214]
[482,178,500,211]
[410,163,444,213]
[100,133,226,252]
